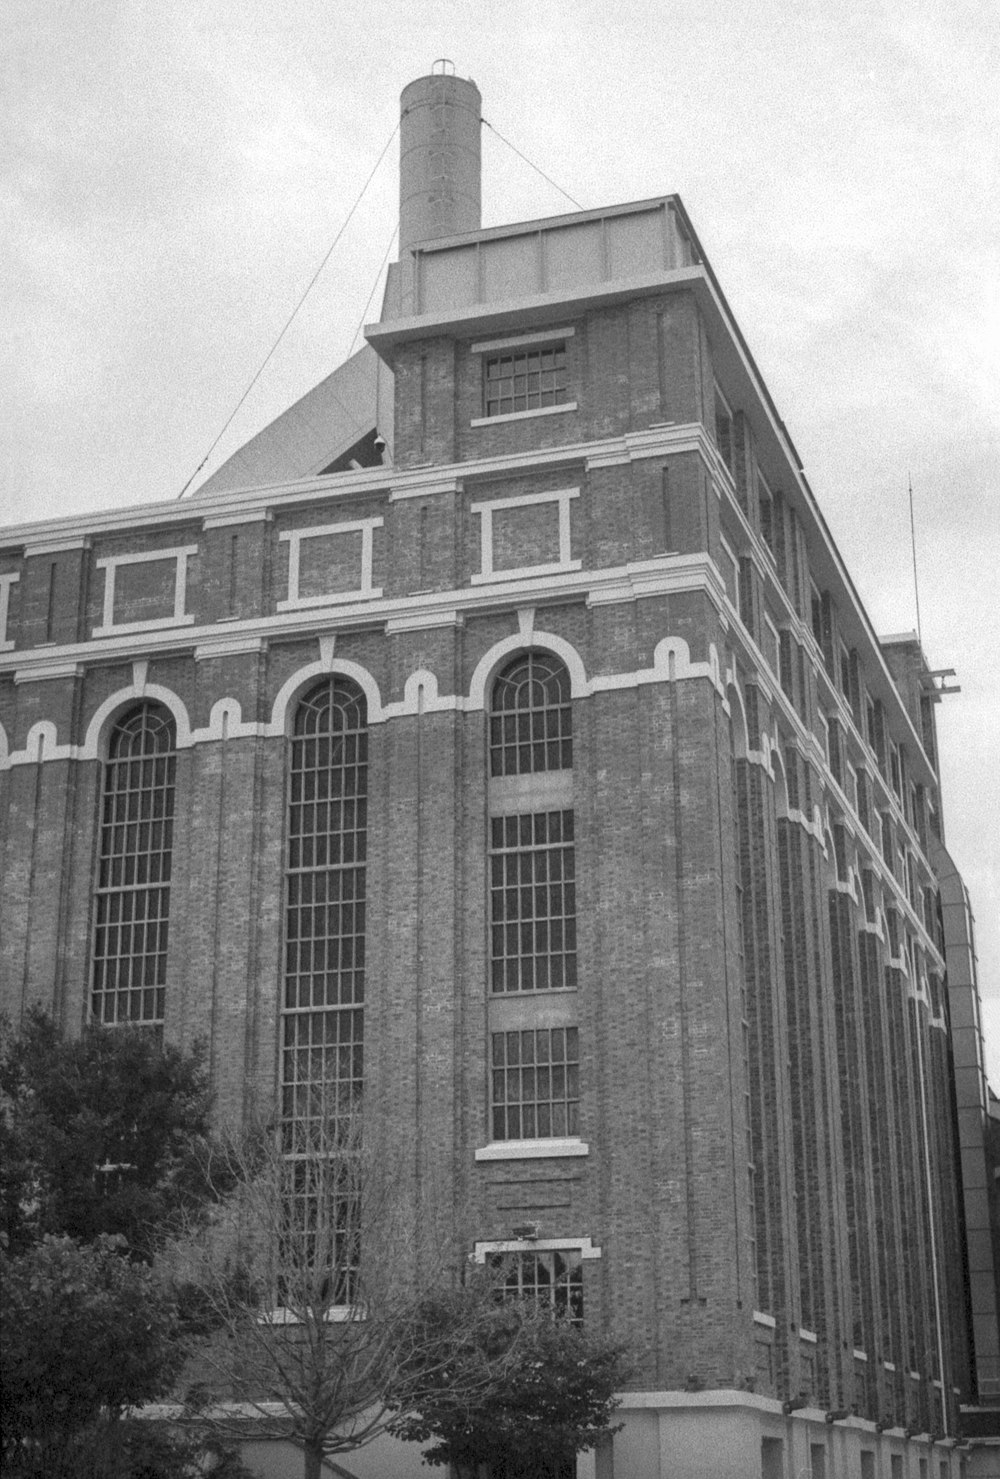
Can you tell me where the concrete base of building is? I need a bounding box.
[234,1390,973,1478]
[589,1392,966,1479]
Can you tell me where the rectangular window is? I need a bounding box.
[862,869,877,923]
[715,385,734,471]
[492,1248,584,1323]
[828,717,843,786]
[762,614,780,676]
[490,811,576,992]
[0,571,19,651]
[738,555,754,635]
[492,1027,579,1140]
[810,582,823,648]
[278,1155,360,1308]
[758,473,775,552]
[816,712,830,764]
[718,536,740,607]
[483,345,567,417]
[779,629,795,704]
[839,642,852,704]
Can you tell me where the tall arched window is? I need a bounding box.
[282,678,367,1153]
[92,703,177,1026]
[486,651,579,1163]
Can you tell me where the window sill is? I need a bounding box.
[475,1138,589,1162]
[92,614,195,639]
[258,1305,362,1325]
[471,560,581,586]
[470,401,577,428]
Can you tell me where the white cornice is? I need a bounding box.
[0,424,716,543]
[23,535,92,556]
[14,661,83,684]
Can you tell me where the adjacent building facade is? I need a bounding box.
[2,64,998,1479]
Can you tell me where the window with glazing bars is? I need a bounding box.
[277,1154,361,1307]
[492,1027,579,1139]
[283,678,367,1152]
[484,345,567,417]
[91,703,176,1026]
[490,811,576,992]
[491,1248,584,1323]
[490,652,572,776]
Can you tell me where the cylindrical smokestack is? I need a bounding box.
[399,61,481,252]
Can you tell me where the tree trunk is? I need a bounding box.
[303,1439,324,1479]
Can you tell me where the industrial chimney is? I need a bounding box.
[399,60,482,252]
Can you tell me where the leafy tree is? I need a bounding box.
[0,1234,184,1477]
[0,1014,243,1478]
[390,1298,631,1479]
[0,1008,215,1259]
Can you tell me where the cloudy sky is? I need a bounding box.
[5,0,998,1078]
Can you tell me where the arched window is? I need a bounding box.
[282,678,367,1153]
[91,703,177,1026]
[489,651,571,776]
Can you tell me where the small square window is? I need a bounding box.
[484,345,568,417]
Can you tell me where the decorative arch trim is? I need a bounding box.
[467,631,589,713]
[268,658,384,734]
[80,684,192,760]
[1,629,734,767]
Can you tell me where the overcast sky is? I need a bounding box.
[5,0,998,1079]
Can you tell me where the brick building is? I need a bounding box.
[2,64,998,1479]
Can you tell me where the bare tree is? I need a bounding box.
[167,1103,501,1479]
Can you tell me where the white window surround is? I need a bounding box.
[472,328,575,427]
[0,572,19,652]
[92,546,198,638]
[473,1236,601,1262]
[277,517,383,611]
[470,488,580,586]
[470,402,578,429]
[475,1136,588,1162]
[753,1310,777,1328]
